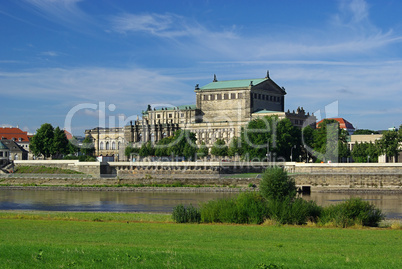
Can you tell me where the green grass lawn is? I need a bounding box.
[0,212,401,268]
[14,166,84,174]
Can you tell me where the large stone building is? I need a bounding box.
[86,72,315,159]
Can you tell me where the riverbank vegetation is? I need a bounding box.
[14,166,83,174]
[0,214,400,268]
[173,167,385,227]
[124,117,401,163]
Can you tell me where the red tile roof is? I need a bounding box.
[316,118,355,130]
[64,130,73,140]
[0,127,30,142]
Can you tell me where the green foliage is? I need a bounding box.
[275,118,301,161]
[319,198,384,227]
[377,129,400,162]
[259,167,296,202]
[211,139,228,157]
[172,204,201,223]
[241,116,301,161]
[241,117,276,160]
[30,123,72,159]
[52,127,70,158]
[81,136,95,156]
[228,137,242,157]
[139,141,154,157]
[354,129,379,135]
[200,192,268,224]
[154,136,173,157]
[352,142,378,162]
[267,198,322,225]
[154,130,198,160]
[14,166,83,174]
[124,144,140,158]
[169,130,197,159]
[30,123,55,158]
[197,142,209,158]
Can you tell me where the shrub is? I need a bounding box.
[267,198,322,225]
[259,167,296,202]
[319,198,384,227]
[172,204,200,223]
[200,192,268,224]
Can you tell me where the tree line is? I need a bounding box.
[126,116,401,163]
[30,123,94,160]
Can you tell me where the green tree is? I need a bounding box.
[197,142,209,158]
[30,123,55,158]
[241,116,277,160]
[139,141,154,157]
[81,136,95,156]
[354,129,379,135]
[124,143,140,159]
[168,130,197,158]
[228,137,242,157]
[301,125,315,162]
[211,139,228,157]
[274,118,301,161]
[154,137,173,157]
[183,143,197,160]
[30,123,71,159]
[259,166,297,202]
[52,127,70,158]
[377,130,400,162]
[68,137,80,155]
[313,119,349,162]
[351,142,368,163]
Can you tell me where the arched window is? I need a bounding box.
[106,142,109,150]
[112,141,116,150]
[100,142,104,150]
[118,142,121,150]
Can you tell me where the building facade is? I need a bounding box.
[86,72,315,159]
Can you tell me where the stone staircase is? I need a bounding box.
[0,161,13,174]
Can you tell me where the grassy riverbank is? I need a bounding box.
[14,166,83,174]
[0,212,401,268]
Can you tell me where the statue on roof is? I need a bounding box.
[266,70,270,79]
[213,74,218,82]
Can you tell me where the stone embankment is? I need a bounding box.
[4,160,401,190]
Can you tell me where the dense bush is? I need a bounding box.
[319,198,384,227]
[200,192,268,224]
[259,166,296,201]
[172,204,201,223]
[267,198,322,225]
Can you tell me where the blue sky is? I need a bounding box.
[1,0,401,136]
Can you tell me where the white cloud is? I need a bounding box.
[40,51,58,57]
[111,13,188,37]
[22,0,93,30]
[0,66,193,110]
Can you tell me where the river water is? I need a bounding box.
[0,189,401,219]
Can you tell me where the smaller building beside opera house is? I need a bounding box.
[85,71,316,160]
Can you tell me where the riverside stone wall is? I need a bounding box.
[9,160,402,189]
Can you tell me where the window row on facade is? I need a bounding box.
[253,93,282,102]
[203,92,243,101]
[99,141,121,150]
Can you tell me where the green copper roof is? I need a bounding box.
[198,78,267,91]
[0,141,9,150]
[153,104,196,111]
[253,110,283,114]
